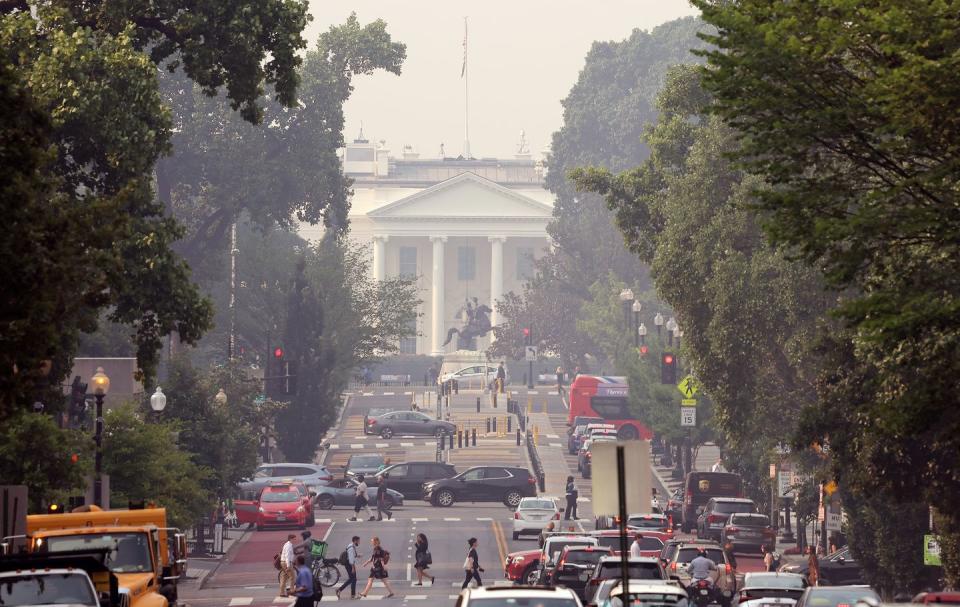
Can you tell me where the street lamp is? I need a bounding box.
[619,289,634,328]
[90,367,110,507]
[214,388,228,407]
[666,317,678,346]
[631,300,642,347]
[675,328,683,348]
[638,323,647,345]
[150,386,167,414]
[654,312,664,336]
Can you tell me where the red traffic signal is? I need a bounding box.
[663,354,674,365]
[522,328,530,337]
[273,347,284,359]
[639,345,649,356]
[661,352,677,385]
[70,453,79,464]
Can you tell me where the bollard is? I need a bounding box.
[448,432,454,450]
[486,418,491,433]
[472,428,477,446]
[492,392,498,408]
[538,472,546,493]
[492,416,498,433]
[458,430,463,449]
[516,428,522,446]
[507,416,512,433]
[534,425,539,445]
[477,396,481,413]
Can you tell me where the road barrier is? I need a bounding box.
[525,429,547,492]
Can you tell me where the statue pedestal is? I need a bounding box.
[441,350,493,392]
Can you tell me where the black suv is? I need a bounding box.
[696,497,757,541]
[373,461,457,499]
[423,466,537,508]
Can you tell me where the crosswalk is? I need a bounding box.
[221,580,514,604]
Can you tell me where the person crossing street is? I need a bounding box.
[376,475,393,521]
[461,537,484,589]
[279,534,296,597]
[336,536,360,599]
[292,555,315,607]
[350,475,375,522]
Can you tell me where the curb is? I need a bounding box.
[196,526,250,591]
[320,395,352,467]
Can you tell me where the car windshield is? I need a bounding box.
[628,516,667,528]
[598,562,664,580]
[606,592,689,607]
[261,491,300,502]
[521,499,556,510]
[804,588,879,607]
[731,514,770,527]
[0,573,98,606]
[676,548,725,564]
[744,574,803,589]
[715,502,754,514]
[595,537,663,551]
[548,540,594,561]
[466,598,580,607]
[350,455,384,467]
[564,550,608,565]
[43,532,153,573]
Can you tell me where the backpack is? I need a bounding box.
[273,553,282,570]
[339,548,351,566]
[380,549,390,565]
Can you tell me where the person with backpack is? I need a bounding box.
[336,536,360,599]
[358,536,395,598]
[461,537,483,589]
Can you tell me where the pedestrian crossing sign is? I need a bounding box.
[677,375,698,398]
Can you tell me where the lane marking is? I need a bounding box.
[353,436,368,440]
[412,517,428,522]
[400,442,414,447]
[376,443,389,448]
[329,444,340,450]
[229,599,253,606]
[547,434,560,439]
[405,595,427,600]
[407,562,412,581]
[443,517,461,522]
[350,444,364,449]
[384,392,395,395]
[528,390,539,394]
[316,518,332,523]
[404,391,413,395]
[492,520,508,570]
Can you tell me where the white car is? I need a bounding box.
[439,364,506,388]
[458,585,583,607]
[599,581,689,607]
[513,497,561,539]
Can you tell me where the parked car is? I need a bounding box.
[696,497,758,541]
[345,453,386,479]
[504,548,543,585]
[439,365,504,388]
[664,542,737,606]
[599,582,690,607]
[682,472,744,533]
[589,530,667,557]
[313,477,404,510]
[423,466,537,508]
[457,585,582,607]
[513,497,562,539]
[912,592,960,604]
[779,547,865,586]
[721,513,775,554]
[737,572,807,607]
[578,436,616,478]
[364,409,456,439]
[249,462,333,489]
[552,546,613,599]
[539,535,600,587]
[794,586,879,607]
[372,461,457,499]
[583,556,667,605]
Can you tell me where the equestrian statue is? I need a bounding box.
[443,297,493,350]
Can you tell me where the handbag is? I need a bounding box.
[424,551,433,565]
[463,556,474,571]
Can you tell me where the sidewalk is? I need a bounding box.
[183,525,250,590]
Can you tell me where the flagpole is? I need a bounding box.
[463,16,470,159]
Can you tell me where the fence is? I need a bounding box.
[525,430,547,492]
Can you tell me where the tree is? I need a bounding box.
[102,404,211,529]
[276,236,419,461]
[0,410,92,511]
[693,0,960,586]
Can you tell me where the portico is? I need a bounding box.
[362,172,553,355]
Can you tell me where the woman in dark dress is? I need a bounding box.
[359,536,395,598]
[461,537,483,590]
[414,533,434,586]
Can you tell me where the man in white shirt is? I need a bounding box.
[279,533,296,597]
[350,475,375,522]
[629,533,644,558]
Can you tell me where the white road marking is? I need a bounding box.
[229,598,253,605]
[362,392,374,396]
[549,443,562,447]
[406,563,412,580]
[376,443,389,448]
[329,444,340,450]
[400,442,414,447]
[443,517,461,521]
[404,391,413,395]
[528,390,539,394]
[243,586,265,590]
[350,444,364,449]
[476,517,492,521]
[384,392,395,395]
[547,434,560,439]
[353,436,368,440]
[316,518,332,523]
[405,596,427,600]
[412,517,428,522]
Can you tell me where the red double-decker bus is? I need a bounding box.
[567,375,652,440]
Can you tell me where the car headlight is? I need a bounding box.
[258,507,264,513]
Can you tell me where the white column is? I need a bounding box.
[488,236,506,335]
[430,236,447,355]
[372,235,388,281]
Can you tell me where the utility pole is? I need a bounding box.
[228,221,237,360]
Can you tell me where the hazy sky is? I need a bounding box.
[305,1,699,159]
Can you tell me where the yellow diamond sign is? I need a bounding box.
[677,375,698,398]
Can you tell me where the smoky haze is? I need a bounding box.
[306,0,699,159]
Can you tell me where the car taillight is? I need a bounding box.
[527,477,536,485]
[726,526,738,533]
[671,562,677,571]
[708,515,723,523]
[514,512,520,519]
[554,513,560,520]
[368,419,376,425]
[725,563,732,574]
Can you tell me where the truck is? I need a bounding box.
[2,505,187,607]
[0,548,127,606]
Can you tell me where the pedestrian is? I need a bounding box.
[806,545,820,586]
[573,366,581,378]
[762,545,776,572]
[292,554,315,607]
[461,537,483,589]
[629,533,644,558]
[359,536,395,598]
[555,366,566,396]
[376,475,393,521]
[377,458,391,473]
[293,530,316,568]
[723,541,738,571]
[350,474,375,522]
[428,363,439,387]
[564,475,578,520]
[538,521,555,548]
[336,536,360,599]
[496,362,507,393]
[414,533,434,586]
[711,458,724,473]
[279,533,296,597]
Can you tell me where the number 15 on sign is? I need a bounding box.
[681,407,696,427]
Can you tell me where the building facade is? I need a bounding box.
[301,136,554,355]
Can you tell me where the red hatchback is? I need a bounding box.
[255,484,309,530]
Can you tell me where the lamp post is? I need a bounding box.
[675,328,683,349]
[638,323,647,345]
[215,389,228,407]
[654,312,664,336]
[665,317,678,346]
[631,300,642,347]
[150,386,167,421]
[90,367,110,507]
[618,289,634,329]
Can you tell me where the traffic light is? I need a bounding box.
[639,344,649,358]
[273,347,284,360]
[661,352,677,385]
[70,453,80,464]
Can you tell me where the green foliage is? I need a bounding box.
[695,0,960,586]
[102,404,211,529]
[0,410,92,511]
[277,236,420,461]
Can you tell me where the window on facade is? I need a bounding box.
[516,247,535,280]
[399,317,417,354]
[399,246,417,278]
[457,246,476,280]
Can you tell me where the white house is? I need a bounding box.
[299,134,555,355]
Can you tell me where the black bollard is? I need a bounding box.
[516,428,522,446]
[492,416,498,433]
[507,416,512,432]
[538,472,546,493]
[486,418,491,433]
[477,397,481,413]
[472,428,477,446]
[458,430,463,449]
[493,392,498,408]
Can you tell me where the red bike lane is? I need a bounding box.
[205,524,332,590]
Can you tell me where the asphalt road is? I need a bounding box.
[179,386,765,606]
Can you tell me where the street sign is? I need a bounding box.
[681,407,696,427]
[677,375,698,398]
[924,534,942,566]
[524,346,538,361]
[591,441,651,517]
[778,470,794,498]
[826,510,843,532]
[254,394,266,405]
[681,398,697,407]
